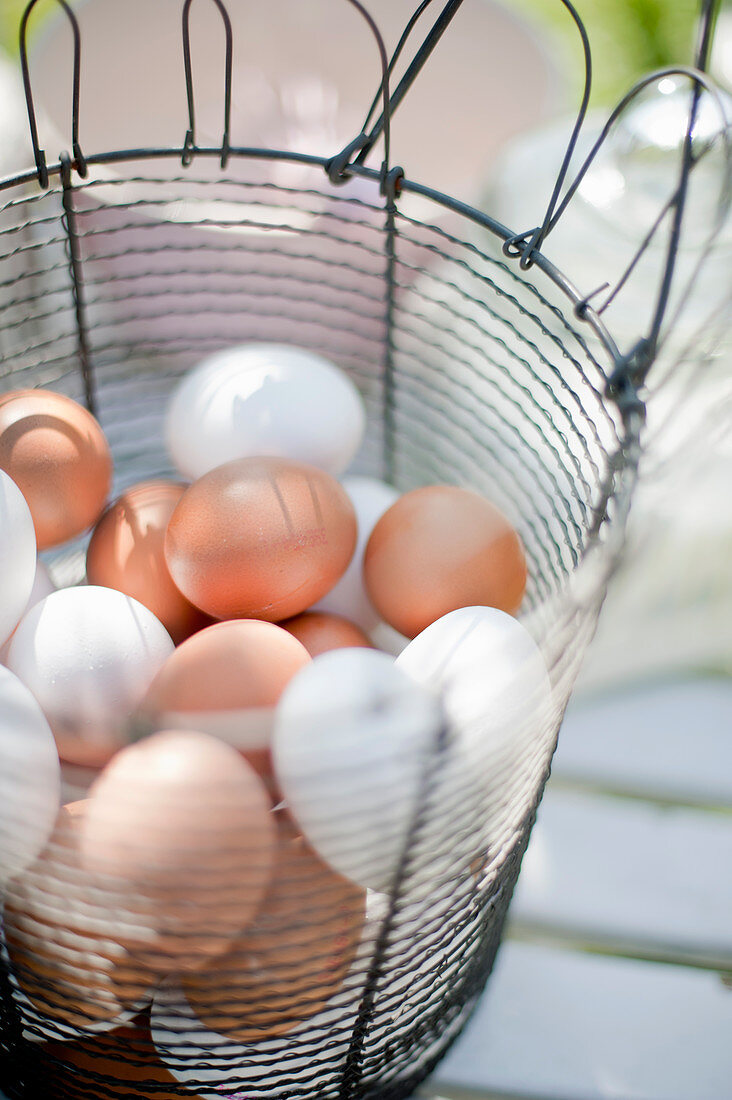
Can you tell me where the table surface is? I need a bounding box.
[429,674,732,1100]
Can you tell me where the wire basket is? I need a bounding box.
[0,1,729,1098]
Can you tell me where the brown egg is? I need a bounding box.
[363,486,528,638]
[3,802,154,1034]
[86,480,212,645]
[37,1012,203,1100]
[143,619,310,714]
[280,610,373,657]
[164,456,357,622]
[140,619,311,792]
[79,730,276,974]
[0,389,112,549]
[182,812,365,1041]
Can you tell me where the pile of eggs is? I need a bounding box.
[0,342,552,1089]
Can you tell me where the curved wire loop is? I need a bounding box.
[502,0,730,400]
[502,0,591,270]
[604,66,731,395]
[360,0,435,141]
[324,0,395,193]
[355,0,465,171]
[19,0,87,188]
[182,0,233,168]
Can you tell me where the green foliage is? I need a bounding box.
[0,0,29,54]
[509,0,704,103]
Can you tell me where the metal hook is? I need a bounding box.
[502,0,591,268]
[355,0,466,172]
[182,0,233,169]
[326,0,393,190]
[19,0,87,189]
[360,0,435,138]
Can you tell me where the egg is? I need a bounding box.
[165,456,357,622]
[150,979,352,1098]
[363,485,528,638]
[7,586,174,768]
[272,648,444,892]
[165,342,366,481]
[0,666,61,891]
[0,560,56,665]
[0,389,112,549]
[279,611,372,657]
[396,606,554,854]
[181,812,366,1042]
[3,802,154,1035]
[86,479,212,645]
[0,469,36,648]
[79,730,276,973]
[35,1013,203,1098]
[314,475,400,630]
[141,619,311,786]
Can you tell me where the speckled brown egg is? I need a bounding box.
[140,619,311,791]
[280,610,373,657]
[363,485,528,638]
[164,456,357,622]
[86,480,212,645]
[0,389,112,549]
[181,811,365,1041]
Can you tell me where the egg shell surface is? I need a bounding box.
[397,606,555,858]
[141,619,311,787]
[0,389,112,550]
[314,475,400,631]
[165,342,366,481]
[143,619,311,714]
[0,560,56,665]
[181,811,366,1042]
[272,648,443,893]
[7,586,174,768]
[86,479,212,645]
[279,611,372,657]
[3,802,155,1035]
[364,485,528,638]
[165,456,357,622]
[0,665,61,891]
[79,730,277,974]
[36,1013,204,1098]
[0,469,37,647]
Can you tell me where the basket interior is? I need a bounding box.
[0,158,630,1100]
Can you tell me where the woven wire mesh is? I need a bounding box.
[0,155,635,1100]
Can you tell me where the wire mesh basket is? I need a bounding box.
[0,1,729,1098]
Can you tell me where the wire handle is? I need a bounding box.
[354,0,466,171]
[324,0,397,195]
[502,0,591,270]
[502,0,730,403]
[19,0,87,188]
[182,0,233,169]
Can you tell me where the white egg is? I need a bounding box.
[0,561,56,666]
[272,648,443,893]
[165,342,366,481]
[0,469,37,648]
[0,666,61,892]
[314,475,400,631]
[7,586,174,767]
[397,606,555,857]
